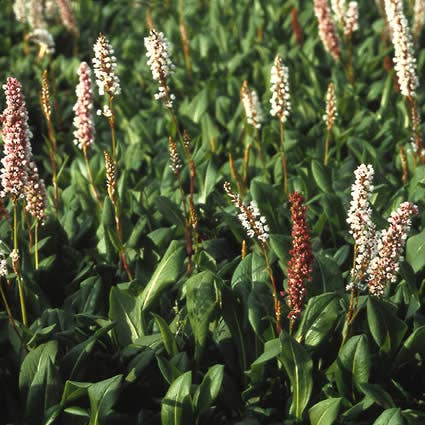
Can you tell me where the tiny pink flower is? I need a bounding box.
[0,77,33,199]
[73,62,95,151]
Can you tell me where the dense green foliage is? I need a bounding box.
[0,0,425,424]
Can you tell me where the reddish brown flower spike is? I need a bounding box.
[286,192,314,322]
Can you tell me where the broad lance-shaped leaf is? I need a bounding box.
[109,286,144,346]
[295,292,341,348]
[309,398,342,425]
[161,371,193,425]
[327,334,370,399]
[406,228,425,272]
[367,297,407,354]
[19,341,61,425]
[373,408,405,425]
[193,364,224,417]
[140,240,185,310]
[88,375,123,425]
[186,271,219,361]
[394,325,425,369]
[152,313,179,357]
[280,331,313,419]
[19,340,58,393]
[61,322,115,380]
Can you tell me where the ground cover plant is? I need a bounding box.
[1,0,425,424]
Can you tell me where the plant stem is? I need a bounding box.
[255,128,267,175]
[279,121,288,194]
[13,200,27,326]
[108,96,118,162]
[242,143,251,186]
[46,118,59,214]
[23,206,33,252]
[35,220,39,270]
[83,146,102,209]
[112,198,133,281]
[261,243,281,334]
[324,128,330,166]
[0,278,23,343]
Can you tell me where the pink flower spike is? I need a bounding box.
[73,62,95,151]
[367,202,419,296]
[0,77,33,200]
[25,161,47,222]
[314,0,341,60]
[286,193,314,322]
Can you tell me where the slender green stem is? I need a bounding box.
[167,107,187,155]
[47,118,59,214]
[261,243,281,334]
[0,278,23,343]
[112,197,133,281]
[0,278,14,325]
[13,201,27,326]
[35,220,39,270]
[324,128,330,166]
[279,121,288,194]
[255,128,267,175]
[109,96,117,162]
[83,147,102,209]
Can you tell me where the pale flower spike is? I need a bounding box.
[224,182,269,244]
[314,0,341,60]
[240,80,263,130]
[344,2,359,36]
[144,29,176,108]
[92,33,121,97]
[270,55,291,123]
[413,0,425,40]
[73,62,95,150]
[384,0,418,98]
[0,77,33,199]
[367,202,418,296]
[25,161,47,223]
[323,82,337,130]
[346,164,376,291]
[27,29,55,56]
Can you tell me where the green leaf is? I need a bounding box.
[308,398,342,425]
[406,228,425,272]
[88,375,123,425]
[19,341,61,425]
[373,408,405,425]
[193,364,224,416]
[279,331,313,419]
[186,271,218,361]
[161,371,193,425]
[64,406,90,417]
[394,325,425,369]
[156,356,183,385]
[109,286,144,346]
[359,383,395,408]
[328,334,370,398]
[311,159,332,193]
[61,322,115,380]
[296,293,341,348]
[221,286,253,377]
[61,381,91,404]
[140,240,185,310]
[247,281,274,340]
[198,160,218,204]
[367,297,407,354]
[251,338,281,367]
[156,196,185,227]
[126,347,155,383]
[153,313,179,357]
[19,341,58,392]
